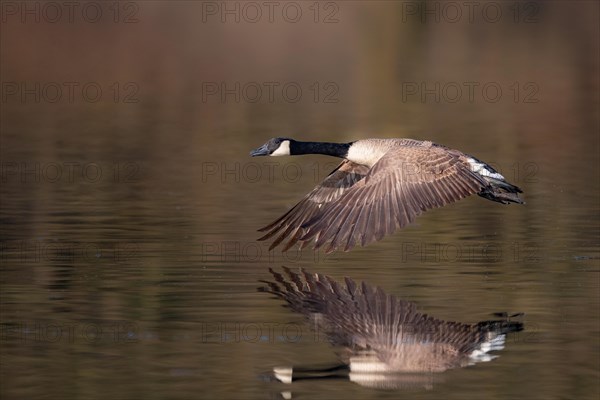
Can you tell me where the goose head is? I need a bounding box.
[250,137,292,157]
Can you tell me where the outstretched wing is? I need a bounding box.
[258,266,421,350]
[257,160,370,251]
[259,267,489,372]
[300,145,487,253]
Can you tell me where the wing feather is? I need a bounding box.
[257,160,369,250]
[260,268,496,372]
[259,143,489,252]
[298,145,487,252]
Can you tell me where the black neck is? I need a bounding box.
[289,140,351,158]
[289,364,350,381]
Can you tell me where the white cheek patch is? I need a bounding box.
[467,158,505,180]
[273,367,293,384]
[271,140,291,156]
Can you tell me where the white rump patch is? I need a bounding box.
[467,158,505,180]
[468,334,506,364]
[271,140,291,156]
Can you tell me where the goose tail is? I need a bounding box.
[475,319,524,335]
[468,314,524,362]
[466,156,525,204]
[478,177,524,204]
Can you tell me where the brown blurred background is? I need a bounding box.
[1,1,599,399]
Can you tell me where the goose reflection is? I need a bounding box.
[259,267,524,390]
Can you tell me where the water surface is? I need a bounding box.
[1,2,599,399]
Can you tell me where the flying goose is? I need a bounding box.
[259,267,524,386]
[250,138,524,253]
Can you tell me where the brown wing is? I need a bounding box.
[257,160,370,251]
[300,145,488,253]
[259,267,487,372]
[297,272,484,372]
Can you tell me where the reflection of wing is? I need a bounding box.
[260,267,523,373]
[300,145,487,253]
[257,160,369,251]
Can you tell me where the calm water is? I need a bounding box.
[1,2,599,399]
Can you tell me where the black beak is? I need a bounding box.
[250,144,269,157]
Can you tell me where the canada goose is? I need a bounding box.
[250,138,524,253]
[259,267,524,386]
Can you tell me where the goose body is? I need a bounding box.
[260,267,523,383]
[250,138,524,253]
